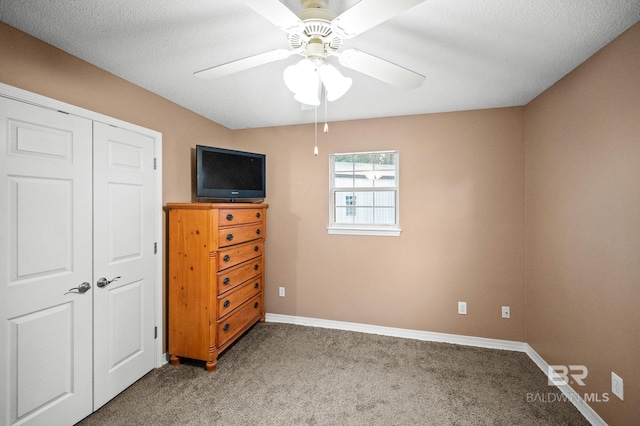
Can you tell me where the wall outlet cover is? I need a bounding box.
[501,306,510,318]
[612,371,624,400]
[458,301,467,315]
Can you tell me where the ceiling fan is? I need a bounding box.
[194,0,427,105]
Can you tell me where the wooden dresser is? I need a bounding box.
[166,203,267,371]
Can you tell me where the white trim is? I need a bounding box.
[265,313,607,426]
[0,83,165,370]
[525,345,608,426]
[265,313,527,352]
[160,353,171,366]
[328,150,400,235]
[153,134,164,368]
[0,83,160,138]
[327,226,402,237]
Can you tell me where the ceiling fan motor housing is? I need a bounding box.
[288,4,343,62]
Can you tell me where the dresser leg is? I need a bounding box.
[170,355,180,366]
[206,360,217,372]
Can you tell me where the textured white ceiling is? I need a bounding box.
[1,0,639,129]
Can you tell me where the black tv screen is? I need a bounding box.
[196,145,266,202]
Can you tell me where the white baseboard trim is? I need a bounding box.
[265,313,528,352]
[160,353,170,366]
[265,313,607,426]
[525,345,607,426]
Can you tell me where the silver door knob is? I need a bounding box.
[97,276,121,288]
[65,282,91,295]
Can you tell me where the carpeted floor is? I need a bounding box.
[77,322,589,425]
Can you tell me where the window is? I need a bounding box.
[345,194,356,217]
[329,150,401,236]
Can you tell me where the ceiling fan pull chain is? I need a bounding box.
[324,87,329,134]
[314,105,319,156]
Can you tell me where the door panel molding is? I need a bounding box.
[93,121,156,409]
[1,97,94,426]
[0,82,162,371]
[0,83,163,425]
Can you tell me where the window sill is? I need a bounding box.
[327,226,402,237]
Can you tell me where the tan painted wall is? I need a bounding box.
[524,23,640,425]
[0,22,234,204]
[234,110,526,341]
[2,17,638,424]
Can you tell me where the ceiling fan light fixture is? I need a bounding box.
[319,63,352,101]
[284,58,322,105]
[292,67,321,106]
[283,58,314,93]
[283,64,302,93]
[293,88,320,106]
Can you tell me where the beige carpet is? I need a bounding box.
[77,323,589,425]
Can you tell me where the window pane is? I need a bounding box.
[374,207,396,224]
[374,169,395,187]
[353,153,375,165]
[373,153,395,187]
[374,176,395,187]
[378,152,395,166]
[334,191,354,207]
[353,191,373,206]
[330,150,399,231]
[334,207,354,223]
[334,159,354,188]
[374,191,395,207]
[353,207,374,224]
[354,174,374,188]
[334,154,353,163]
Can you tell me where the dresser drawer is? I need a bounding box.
[218,223,263,248]
[218,240,263,271]
[217,277,262,319]
[217,294,262,347]
[217,257,262,295]
[219,208,264,226]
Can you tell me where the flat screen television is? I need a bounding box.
[196,145,266,202]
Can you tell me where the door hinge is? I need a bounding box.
[154,242,157,254]
[154,326,158,339]
[153,157,157,170]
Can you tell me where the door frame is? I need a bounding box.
[0,82,165,369]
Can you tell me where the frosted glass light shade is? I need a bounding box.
[293,72,320,106]
[283,59,315,93]
[284,59,320,106]
[283,59,351,105]
[283,64,302,93]
[319,64,352,101]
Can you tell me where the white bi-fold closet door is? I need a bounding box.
[0,91,162,426]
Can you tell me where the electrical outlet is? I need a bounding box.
[501,306,510,319]
[458,301,467,315]
[612,372,624,400]
[278,287,285,297]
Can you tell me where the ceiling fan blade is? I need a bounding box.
[332,0,426,38]
[194,49,293,80]
[239,0,304,33]
[338,48,425,90]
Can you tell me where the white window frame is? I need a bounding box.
[328,150,401,237]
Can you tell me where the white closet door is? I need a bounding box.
[92,122,156,409]
[0,98,94,425]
